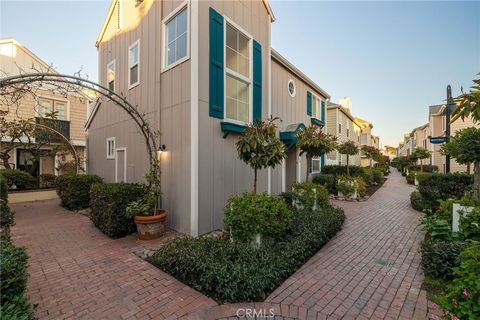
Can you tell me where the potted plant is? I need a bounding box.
[126,171,167,240]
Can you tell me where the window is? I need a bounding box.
[107,60,115,92]
[38,98,67,120]
[128,40,140,88]
[164,7,188,68]
[225,22,251,123]
[288,79,296,97]
[312,94,321,119]
[312,157,321,173]
[338,123,342,134]
[107,137,115,159]
[347,128,350,137]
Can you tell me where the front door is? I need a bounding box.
[115,148,127,182]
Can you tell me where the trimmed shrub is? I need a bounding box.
[89,183,147,238]
[407,164,439,173]
[420,239,468,280]
[364,167,383,184]
[56,174,103,210]
[417,173,473,210]
[406,171,417,185]
[337,175,366,197]
[291,182,329,209]
[0,174,7,203]
[224,193,291,243]
[321,165,365,178]
[312,173,336,194]
[438,244,480,319]
[0,169,36,190]
[460,207,480,241]
[410,191,432,212]
[0,240,35,319]
[151,205,345,303]
[0,175,14,239]
[39,173,56,188]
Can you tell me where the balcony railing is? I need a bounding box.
[35,117,70,143]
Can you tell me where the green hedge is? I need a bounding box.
[0,241,35,319]
[407,165,438,173]
[321,165,365,177]
[39,173,56,189]
[363,167,383,184]
[417,173,473,210]
[151,206,345,303]
[420,240,468,280]
[90,183,147,238]
[410,191,430,212]
[0,169,36,190]
[56,174,103,210]
[312,173,336,194]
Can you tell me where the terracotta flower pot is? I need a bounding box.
[134,209,168,240]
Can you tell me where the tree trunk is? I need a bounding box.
[420,159,423,172]
[467,162,471,174]
[474,161,480,199]
[253,169,257,194]
[346,155,350,177]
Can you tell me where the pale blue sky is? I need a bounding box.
[1,1,479,146]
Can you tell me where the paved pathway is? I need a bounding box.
[11,168,428,319]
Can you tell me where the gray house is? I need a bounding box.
[86,0,330,236]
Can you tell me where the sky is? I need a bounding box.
[1,1,479,147]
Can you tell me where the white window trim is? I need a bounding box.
[310,92,322,120]
[35,96,71,121]
[128,40,140,90]
[311,157,321,174]
[288,79,296,97]
[161,1,190,73]
[106,137,115,160]
[223,16,253,125]
[115,147,127,183]
[107,59,116,92]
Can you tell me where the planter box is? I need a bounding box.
[414,173,419,186]
[452,203,474,232]
[292,187,317,210]
[337,179,358,199]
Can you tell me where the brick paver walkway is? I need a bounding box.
[11,167,427,319]
[10,200,216,320]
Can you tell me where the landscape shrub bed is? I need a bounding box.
[0,169,36,190]
[290,182,329,209]
[420,240,468,280]
[321,165,365,178]
[312,173,336,193]
[90,183,147,238]
[407,164,438,173]
[56,174,103,210]
[363,167,383,184]
[39,173,57,188]
[151,205,345,303]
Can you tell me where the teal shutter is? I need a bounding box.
[209,8,224,119]
[321,100,326,122]
[307,91,312,116]
[253,40,262,122]
[321,154,325,168]
[309,158,313,174]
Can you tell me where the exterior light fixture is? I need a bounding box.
[157,144,166,161]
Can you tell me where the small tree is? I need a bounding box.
[337,141,359,177]
[236,118,286,193]
[361,145,380,168]
[441,127,480,198]
[451,77,480,123]
[296,125,337,181]
[411,148,431,172]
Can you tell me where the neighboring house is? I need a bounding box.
[428,104,479,173]
[87,0,330,236]
[409,123,431,165]
[0,38,88,177]
[326,101,361,166]
[355,116,380,167]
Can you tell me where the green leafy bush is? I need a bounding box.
[417,173,473,210]
[312,173,336,194]
[321,165,365,178]
[151,205,345,303]
[420,240,468,280]
[407,165,439,173]
[410,191,429,212]
[0,240,35,320]
[0,175,14,240]
[39,173,56,188]
[56,174,103,210]
[90,183,147,238]
[406,171,417,185]
[0,175,7,203]
[337,175,366,198]
[291,182,329,209]
[224,193,291,243]
[439,244,480,319]
[363,167,383,184]
[0,169,36,190]
[460,207,480,241]
[422,218,452,241]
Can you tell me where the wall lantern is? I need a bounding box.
[157,144,166,161]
